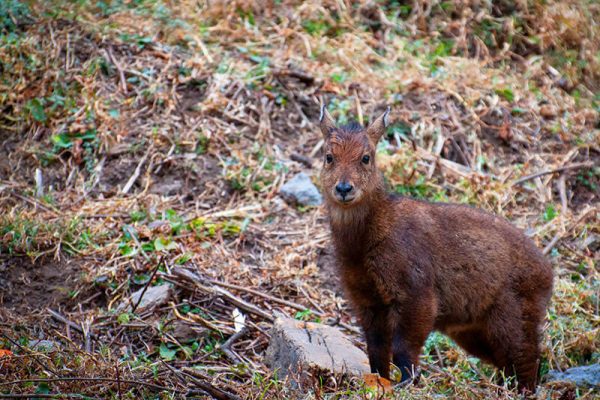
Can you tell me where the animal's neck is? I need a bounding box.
[327,186,389,264]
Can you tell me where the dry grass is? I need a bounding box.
[0,0,598,399]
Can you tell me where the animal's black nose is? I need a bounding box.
[335,182,353,196]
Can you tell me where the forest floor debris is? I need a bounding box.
[0,1,598,399]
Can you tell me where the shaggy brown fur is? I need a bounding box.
[318,105,554,393]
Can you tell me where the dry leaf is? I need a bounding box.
[363,372,393,394]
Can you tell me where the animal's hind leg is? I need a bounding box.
[450,327,516,388]
[512,296,548,393]
[484,295,544,393]
[449,327,496,365]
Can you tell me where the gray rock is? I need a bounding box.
[148,220,169,230]
[120,284,172,312]
[279,173,322,206]
[171,321,207,343]
[265,317,369,387]
[150,180,183,195]
[30,339,59,352]
[545,364,600,388]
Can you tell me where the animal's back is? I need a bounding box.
[390,197,553,327]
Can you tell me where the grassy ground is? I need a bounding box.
[0,0,598,398]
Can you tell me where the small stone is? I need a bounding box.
[150,180,183,195]
[147,220,169,230]
[30,340,59,352]
[279,173,322,206]
[545,364,600,388]
[171,321,207,343]
[540,105,558,119]
[265,317,369,387]
[120,284,172,312]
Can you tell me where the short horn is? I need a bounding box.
[366,106,391,143]
[319,103,336,138]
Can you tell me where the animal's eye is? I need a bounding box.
[326,154,333,164]
[362,155,370,164]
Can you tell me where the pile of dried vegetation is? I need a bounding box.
[0,0,598,398]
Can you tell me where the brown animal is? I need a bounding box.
[318,105,554,393]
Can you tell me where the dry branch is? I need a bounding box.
[180,368,242,400]
[206,277,360,333]
[0,377,185,395]
[512,162,594,186]
[122,147,152,194]
[542,207,598,255]
[171,267,273,321]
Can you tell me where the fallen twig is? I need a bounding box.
[47,309,97,340]
[207,277,360,333]
[122,147,152,194]
[273,67,316,85]
[0,333,60,378]
[180,368,242,400]
[172,267,273,321]
[557,173,568,212]
[131,256,165,314]
[105,47,128,94]
[219,327,247,363]
[512,162,594,186]
[290,153,313,168]
[0,377,185,395]
[0,394,101,399]
[542,206,597,255]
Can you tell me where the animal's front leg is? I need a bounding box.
[390,302,434,383]
[361,305,392,379]
[391,328,418,383]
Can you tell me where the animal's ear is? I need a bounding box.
[319,103,336,139]
[366,106,391,143]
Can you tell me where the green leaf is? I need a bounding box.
[117,313,130,325]
[51,133,73,149]
[175,252,192,265]
[221,221,241,236]
[294,309,312,321]
[495,88,515,102]
[386,121,412,140]
[190,217,206,229]
[159,343,177,361]
[78,129,97,141]
[119,243,136,256]
[330,72,347,84]
[165,209,179,221]
[543,204,558,222]
[130,210,146,222]
[240,217,250,232]
[179,304,191,314]
[154,237,177,251]
[141,242,155,252]
[27,98,47,122]
[165,209,184,234]
[35,382,51,395]
[133,274,150,285]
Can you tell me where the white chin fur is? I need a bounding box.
[328,202,367,225]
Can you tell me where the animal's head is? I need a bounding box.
[319,104,390,208]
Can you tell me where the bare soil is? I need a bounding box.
[0,257,81,313]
